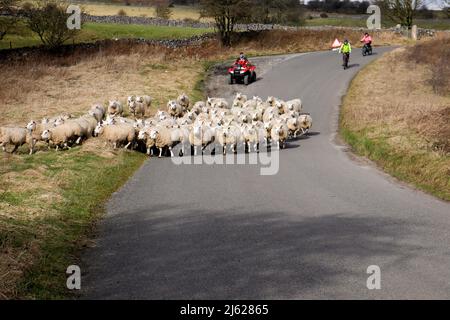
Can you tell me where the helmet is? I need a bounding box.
[344,39,348,43]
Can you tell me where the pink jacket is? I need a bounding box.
[361,35,372,44]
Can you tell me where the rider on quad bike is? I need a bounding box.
[228,52,257,85]
[339,39,352,70]
[360,32,373,56]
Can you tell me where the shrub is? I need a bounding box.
[118,9,127,16]
[320,12,328,18]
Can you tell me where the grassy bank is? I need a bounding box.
[340,38,450,201]
[1,148,146,298]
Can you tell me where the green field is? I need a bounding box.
[0,20,212,50]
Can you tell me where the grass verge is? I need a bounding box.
[1,147,146,299]
[340,40,450,201]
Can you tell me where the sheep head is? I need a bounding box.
[41,129,52,141]
[26,120,37,131]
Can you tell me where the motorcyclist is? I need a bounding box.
[236,52,248,64]
[339,39,352,69]
[360,32,372,53]
[360,32,372,47]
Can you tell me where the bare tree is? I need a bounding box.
[376,0,424,28]
[25,0,80,48]
[0,0,18,41]
[200,0,252,46]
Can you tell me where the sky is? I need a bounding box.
[302,0,447,10]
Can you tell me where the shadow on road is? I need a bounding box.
[83,208,423,299]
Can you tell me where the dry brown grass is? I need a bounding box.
[341,38,450,200]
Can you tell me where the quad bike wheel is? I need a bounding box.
[251,72,257,82]
[244,74,249,85]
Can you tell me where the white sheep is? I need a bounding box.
[270,122,289,149]
[177,93,190,111]
[189,122,215,156]
[191,101,205,115]
[242,124,260,153]
[136,95,152,108]
[148,126,174,158]
[298,114,313,135]
[284,99,302,114]
[0,126,33,154]
[107,100,124,116]
[129,100,146,118]
[167,100,184,118]
[95,122,135,149]
[41,121,83,151]
[207,97,229,109]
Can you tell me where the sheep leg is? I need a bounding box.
[1,143,6,152]
[124,142,131,149]
[223,144,226,155]
[169,147,174,158]
[55,145,59,152]
[159,148,163,158]
[194,146,198,156]
[64,142,71,150]
[146,147,151,155]
[277,141,280,150]
[76,136,82,144]
[11,145,18,153]
[113,142,117,149]
[254,143,259,153]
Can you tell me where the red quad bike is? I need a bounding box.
[228,59,257,85]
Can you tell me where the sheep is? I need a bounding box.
[95,122,136,149]
[266,96,278,107]
[207,97,229,109]
[136,95,152,108]
[242,124,260,153]
[177,93,190,112]
[274,99,286,115]
[270,122,289,149]
[263,106,278,123]
[243,96,262,109]
[137,126,156,156]
[107,100,123,116]
[167,100,184,118]
[75,114,98,140]
[0,126,33,154]
[41,121,83,151]
[148,126,174,158]
[189,122,215,156]
[155,109,170,121]
[89,107,105,123]
[286,117,301,138]
[298,114,313,135]
[284,99,302,114]
[232,92,247,108]
[191,101,205,115]
[129,100,146,118]
[170,125,190,156]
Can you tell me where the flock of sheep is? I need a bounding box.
[0,93,313,157]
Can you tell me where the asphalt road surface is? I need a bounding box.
[82,48,450,299]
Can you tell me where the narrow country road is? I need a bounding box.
[82,48,450,299]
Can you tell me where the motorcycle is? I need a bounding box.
[362,43,373,56]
